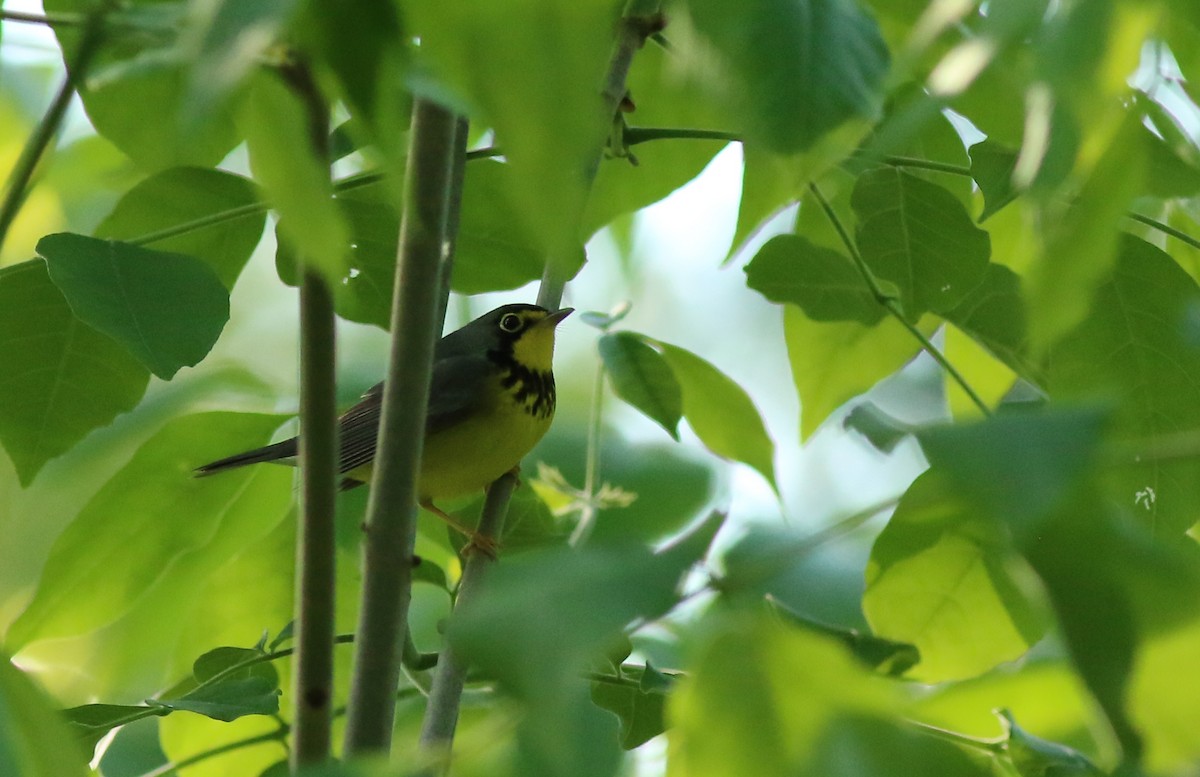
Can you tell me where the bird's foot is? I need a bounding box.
[460,532,500,560]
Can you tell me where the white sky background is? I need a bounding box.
[0,0,938,540]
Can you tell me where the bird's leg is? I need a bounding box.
[505,464,522,488]
[420,499,499,559]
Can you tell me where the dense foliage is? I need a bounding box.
[3,0,1200,775]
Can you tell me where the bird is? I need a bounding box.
[194,303,573,554]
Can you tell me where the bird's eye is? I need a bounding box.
[499,313,523,333]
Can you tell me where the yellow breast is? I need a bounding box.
[417,372,554,500]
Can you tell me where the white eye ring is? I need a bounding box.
[499,313,523,333]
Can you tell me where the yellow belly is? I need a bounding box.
[346,385,553,500]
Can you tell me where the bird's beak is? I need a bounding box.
[541,308,574,327]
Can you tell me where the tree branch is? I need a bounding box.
[279,59,339,771]
[0,6,108,255]
[342,98,458,756]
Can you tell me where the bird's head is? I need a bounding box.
[451,304,573,371]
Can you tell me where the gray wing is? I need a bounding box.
[336,355,491,473]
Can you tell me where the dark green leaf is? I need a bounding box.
[999,709,1105,776]
[590,675,667,749]
[864,471,1048,682]
[598,332,682,440]
[1046,234,1200,537]
[96,716,170,777]
[808,715,991,777]
[38,233,229,380]
[851,167,991,318]
[95,166,265,289]
[61,704,164,759]
[842,402,915,453]
[0,658,89,774]
[942,263,1033,379]
[916,406,1107,541]
[0,260,149,485]
[746,234,884,325]
[970,140,1020,222]
[686,0,890,153]
[192,646,277,686]
[768,597,920,677]
[655,341,776,488]
[412,557,449,591]
[155,676,280,721]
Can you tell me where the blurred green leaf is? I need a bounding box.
[851,167,991,318]
[599,332,682,441]
[655,340,776,489]
[970,141,1020,222]
[38,233,230,380]
[45,0,239,171]
[155,675,280,722]
[669,614,987,777]
[94,166,265,289]
[240,73,350,281]
[1046,234,1200,537]
[96,715,170,777]
[62,704,163,761]
[999,709,1105,777]
[731,146,802,258]
[406,0,612,261]
[768,597,920,678]
[783,306,923,439]
[179,0,297,129]
[0,260,149,486]
[863,471,1048,682]
[7,412,291,649]
[917,406,1107,541]
[0,657,89,775]
[745,234,884,325]
[843,401,916,453]
[685,0,889,154]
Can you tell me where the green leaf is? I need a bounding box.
[240,74,350,281]
[406,0,613,262]
[685,0,890,153]
[38,233,230,380]
[668,614,988,777]
[598,332,682,440]
[0,657,89,775]
[969,140,1020,222]
[62,704,163,759]
[917,407,1107,541]
[1026,114,1146,348]
[745,234,884,325]
[45,0,239,171]
[863,471,1048,682]
[1046,234,1200,537]
[768,597,920,677]
[999,710,1105,777]
[590,673,667,750]
[654,341,776,489]
[842,402,915,453]
[851,167,991,318]
[7,412,292,649]
[0,260,149,486]
[941,263,1033,379]
[180,0,297,129]
[94,166,265,289]
[783,306,923,439]
[155,677,280,722]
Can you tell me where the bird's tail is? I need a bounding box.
[194,439,298,477]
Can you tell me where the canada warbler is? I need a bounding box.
[195,303,572,550]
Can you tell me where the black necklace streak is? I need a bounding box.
[488,349,556,419]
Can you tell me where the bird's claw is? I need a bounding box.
[461,532,500,560]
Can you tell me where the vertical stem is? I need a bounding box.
[343,99,458,755]
[415,0,662,766]
[283,61,338,770]
[0,6,107,255]
[437,117,470,331]
[417,473,518,770]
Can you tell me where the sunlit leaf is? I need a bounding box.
[0,656,89,774]
[38,233,230,380]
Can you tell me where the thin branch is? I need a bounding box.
[342,98,458,756]
[0,9,89,26]
[438,117,471,329]
[807,183,992,416]
[568,358,608,546]
[1127,211,1200,252]
[0,6,108,254]
[139,727,289,777]
[907,720,1006,755]
[280,59,339,771]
